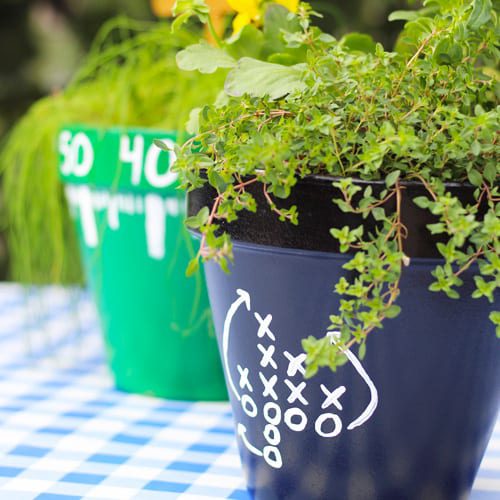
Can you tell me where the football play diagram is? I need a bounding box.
[223,289,379,470]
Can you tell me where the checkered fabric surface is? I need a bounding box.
[0,284,498,500]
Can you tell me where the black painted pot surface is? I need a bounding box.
[188,176,500,500]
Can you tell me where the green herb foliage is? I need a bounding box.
[174,0,500,376]
[0,17,225,284]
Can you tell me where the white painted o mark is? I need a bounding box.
[241,395,258,418]
[315,413,342,438]
[145,138,177,188]
[263,446,283,469]
[284,407,308,432]
[264,424,281,446]
[71,132,94,177]
[263,402,281,426]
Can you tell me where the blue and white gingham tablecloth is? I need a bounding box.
[0,284,498,500]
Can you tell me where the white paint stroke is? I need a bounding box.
[67,186,98,248]
[320,384,346,411]
[223,289,251,401]
[107,195,120,230]
[328,331,379,431]
[144,194,166,260]
[237,423,263,457]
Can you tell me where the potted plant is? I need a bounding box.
[171,0,499,497]
[0,17,229,401]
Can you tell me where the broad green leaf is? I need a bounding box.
[341,33,377,54]
[225,58,307,99]
[263,3,301,56]
[468,0,492,29]
[176,43,236,74]
[267,52,302,66]
[227,25,265,60]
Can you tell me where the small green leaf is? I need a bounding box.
[186,258,200,277]
[358,342,367,360]
[471,140,481,156]
[445,289,460,300]
[385,170,401,187]
[427,223,445,234]
[186,107,201,135]
[468,0,492,30]
[153,139,172,152]
[483,163,497,184]
[185,206,210,228]
[467,169,483,187]
[176,43,236,74]
[385,304,401,319]
[208,170,228,192]
[413,196,431,209]
[372,207,386,221]
[490,312,500,338]
[434,37,463,66]
[305,363,318,379]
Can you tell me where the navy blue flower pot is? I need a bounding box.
[188,177,500,500]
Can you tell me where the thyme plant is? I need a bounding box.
[172,0,499,375]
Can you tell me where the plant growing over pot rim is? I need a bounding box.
[170,0,499,376]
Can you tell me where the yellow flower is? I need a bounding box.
[228,0,261,33]
[274,0,299,13]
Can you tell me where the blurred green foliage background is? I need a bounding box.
[0,0,413,280]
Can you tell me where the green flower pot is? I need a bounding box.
[59,124,227,401]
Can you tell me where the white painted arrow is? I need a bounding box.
[237,423,263,457]
[223,289,251,401]
[328,331,379,430]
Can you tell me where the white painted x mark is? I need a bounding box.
[258,344,278,370]
[283,351,306,377]
[237,365,253,392]
[284,379,308,406]
[320,384,346,411]
[254,313,276,341]
[259,372,278,400]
